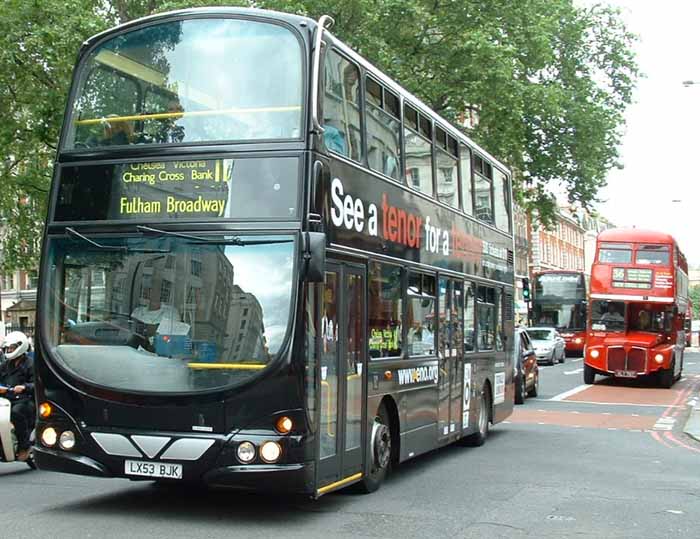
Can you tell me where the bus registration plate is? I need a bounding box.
[124,460,183,479]
[615,370,637,379]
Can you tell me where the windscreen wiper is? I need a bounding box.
[136,225,293,246]
[65,227,170,253]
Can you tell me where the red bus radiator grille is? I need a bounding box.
[607,347,625,372]
[627,348,646,373]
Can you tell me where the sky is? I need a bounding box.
[581,0,700,266]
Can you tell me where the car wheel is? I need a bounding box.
[515,373,526,405]
[549,351,556,366]
[583,363,595,384]
[527,372,539,398]
[559,350,565,364]
[358,403,392,493]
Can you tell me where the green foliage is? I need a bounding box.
[0,0,638,271]
[690,285,700,319]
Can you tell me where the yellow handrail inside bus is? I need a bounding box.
[74,106,302,126]
[186,362,266,370]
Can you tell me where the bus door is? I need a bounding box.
[317,262,366,490]
[438,278,464,440]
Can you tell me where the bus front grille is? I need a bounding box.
[606,346,647,373]
[607,347,625,372]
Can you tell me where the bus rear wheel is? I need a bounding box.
[464,387,490,447]
[358,403,392,493]
[583,364,595,385]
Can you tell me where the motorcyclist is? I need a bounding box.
[0,332,34,461]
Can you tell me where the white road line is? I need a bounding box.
[573,358,583,363]
[550,385,589,401]
[686,362,696,366]
[563,368,584,375]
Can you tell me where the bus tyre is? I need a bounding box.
[358,404,392,493]
[527,372,539,398]
[583,364,595,385]
[659,363,675,389]
[465,388,490,447]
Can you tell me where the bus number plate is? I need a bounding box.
[124,460,183,479]
[615,370,637,379]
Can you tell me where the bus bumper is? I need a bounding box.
[34,445,111,477]
[202,462,314,493]
[33,444,315,494]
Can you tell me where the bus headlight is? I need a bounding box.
[41,427,58,447]
[59,430,76,450]
[590,349,600,359]
[236,441,256,463]
[654,353,664,364]
[260,441,282,463]
[574,338,583,344]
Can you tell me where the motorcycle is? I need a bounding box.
[0,386,35,469]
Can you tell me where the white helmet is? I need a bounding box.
[3,331,29,361]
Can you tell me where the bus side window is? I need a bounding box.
[464,282,475,352]
[323,49,362,162]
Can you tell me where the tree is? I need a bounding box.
[0,0,638,270]
[690,285,700,319]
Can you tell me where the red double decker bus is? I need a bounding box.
[531,271,587,355]
[585,229,689,387]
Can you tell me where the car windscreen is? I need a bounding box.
[527,330,553,341]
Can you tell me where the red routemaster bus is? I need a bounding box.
[585,229,689,387]
[532,271,587,356]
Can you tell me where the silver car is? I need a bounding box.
[527,327,566,365]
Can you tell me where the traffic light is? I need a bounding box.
[522,278,531,302]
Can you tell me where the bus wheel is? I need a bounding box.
[464,387,490,447]
[359,404,392,493]
[583,364,595,385]
[659,362,675,389]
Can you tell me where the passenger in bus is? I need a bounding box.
[601,303,624,324]
[101,115,134,146]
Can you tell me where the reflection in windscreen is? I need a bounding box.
[46,234,295,393]
[68,18,302,149]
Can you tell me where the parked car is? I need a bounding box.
[514,328,539,404]
[527,327,566,365]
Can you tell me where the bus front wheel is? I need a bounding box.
[583,364,595,385]
[658,362,675,389]
[358,404,392,493]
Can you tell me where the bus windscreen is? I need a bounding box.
[66,18,303,149]
[44,234,295,393]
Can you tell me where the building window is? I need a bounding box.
[159,279,172,303]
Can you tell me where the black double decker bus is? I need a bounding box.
[34,7,515,497]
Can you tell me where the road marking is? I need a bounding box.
[572,358,583,363]
[563,368,584,375]
[550,385,589,401]
[653,417,676,431]
[686,362,696,366]
[537,399,685,408]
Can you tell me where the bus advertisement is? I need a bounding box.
[585,229,689,387]
[32,8,515,497]
[531,271,587,355]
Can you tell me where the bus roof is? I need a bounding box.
[597,228,677,245]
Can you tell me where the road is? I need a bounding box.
[4,353,700,538]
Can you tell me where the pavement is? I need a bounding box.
[683,347,700,441]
